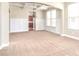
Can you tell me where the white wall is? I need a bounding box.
[62,4,79,39]
[10,5,46,32]
[0,3,1,46]
[10,6,31,32]
[0,2,9,49]
[41,2,64,10]
[56,9,62,34]
[45,9,62,34]
[36,10,46,30]
[10,18,28,32]
[45,27,56,33]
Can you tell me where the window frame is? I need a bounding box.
[68,3,79,30]
[46,9,56,27]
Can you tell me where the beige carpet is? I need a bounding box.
[0,31,79,56]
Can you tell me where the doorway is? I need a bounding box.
[29,16,34,31]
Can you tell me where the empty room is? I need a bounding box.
[0,2,79,56]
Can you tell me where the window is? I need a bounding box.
[68,3,79,30]
[46,10,56,27]
[46,10,51,26]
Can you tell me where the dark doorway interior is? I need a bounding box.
[29,16,33,31]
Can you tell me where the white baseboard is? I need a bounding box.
[45,30,60,35]
[61,34,79,40]
[46,29,79,40]
[0,43,9,50]
[10,30,28,33]
[61,34,66,36]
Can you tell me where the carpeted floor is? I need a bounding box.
[0,31,79,56]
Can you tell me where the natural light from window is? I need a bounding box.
[46,10,56,27]
[68,3,79,30]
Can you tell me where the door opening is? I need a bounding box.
[29,16,33,31]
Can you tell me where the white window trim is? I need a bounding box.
[46,10,56,27]
[68,3,79,30]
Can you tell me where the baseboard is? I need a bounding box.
[10,31,28,34]
[61,34,66,36]
[45,29,79,40]
[10,30,28,33]
[0,43,9,50]
[45,30,60,36]
[61,34,79,40]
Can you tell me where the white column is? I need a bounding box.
[0,2,9,49]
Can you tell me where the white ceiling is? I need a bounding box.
[10,2,70,10]
[10,2,50,10]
